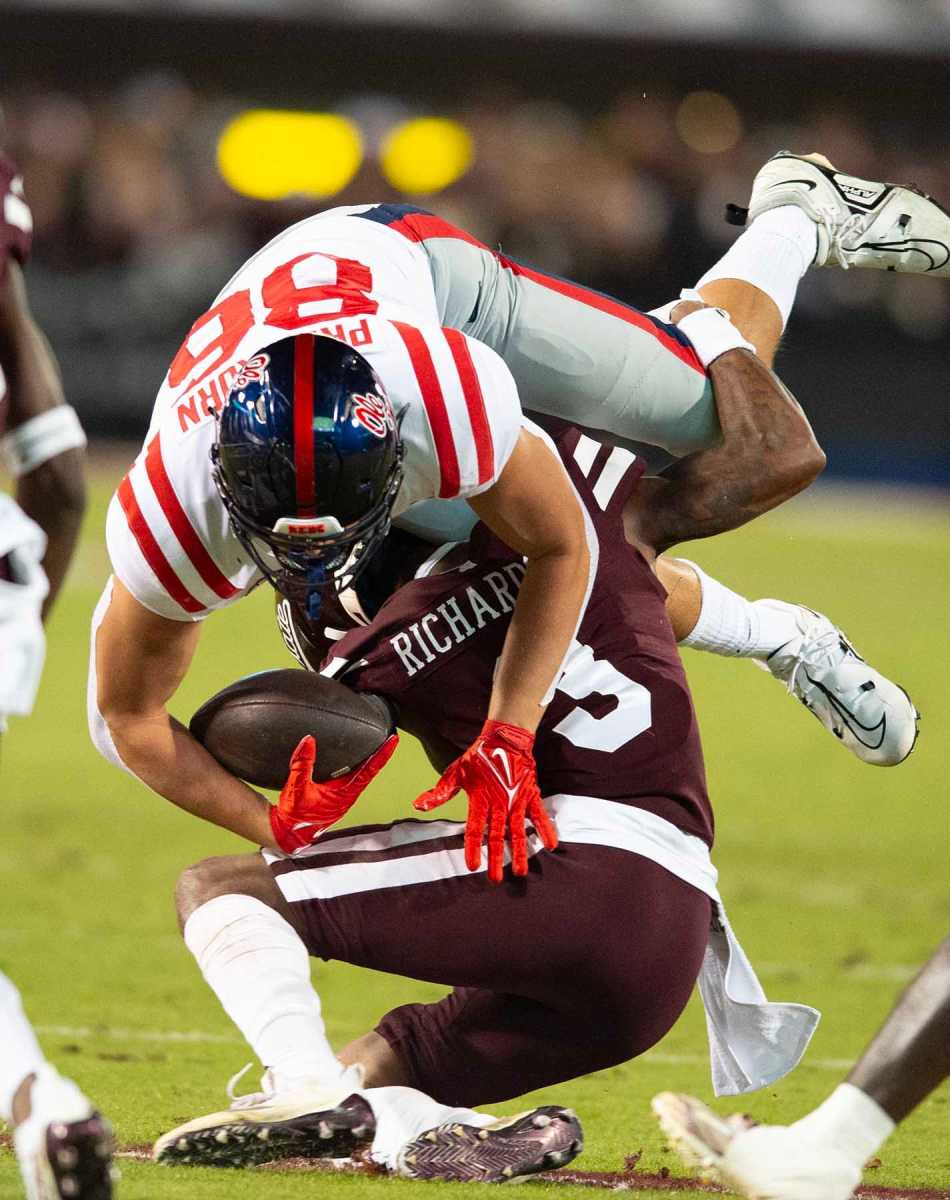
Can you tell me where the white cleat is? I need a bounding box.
[652,1092,861,1200]
[152,1065,373,1168]
[755,602,919,766]
[14,1066,115,1200]
[730,151,950,275]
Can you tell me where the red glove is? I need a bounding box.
[414,720,558,883]
[270,733,398,854]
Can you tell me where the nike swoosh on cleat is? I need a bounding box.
[858,239,950,272]
[769,178,818,191]
[803,671,887,750]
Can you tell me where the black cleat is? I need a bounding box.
[396,1105,583,1183]
[42,1114,116,1200]
[14,1066,115,1200]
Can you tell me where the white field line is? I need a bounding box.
[34,962,917,1051]
[35,1024,854,1072]
[36,1024,241,1045]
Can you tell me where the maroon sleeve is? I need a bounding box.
[0,154,33,282]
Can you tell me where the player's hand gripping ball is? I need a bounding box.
[190,668,395,788]
[414,720,558,883]
[271,732,399,854]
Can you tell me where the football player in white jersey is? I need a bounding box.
[89,150,931,872]
[82,152,940,1182]
[0,153,113,1200]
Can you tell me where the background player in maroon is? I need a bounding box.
[0,153,85,616]
[0,152,111,1200]
[152,309,822,1174]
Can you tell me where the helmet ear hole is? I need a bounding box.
[212,332,403,602]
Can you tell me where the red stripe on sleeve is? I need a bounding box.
[145,436,239,600]
[116,475,205,615]
[392,322,460,499]
[293,334,317,516]
[388,214,487,249]
[498,256,706,377]
[443,328,494,486]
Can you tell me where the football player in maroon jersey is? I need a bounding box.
[90,150,930,912]
[0,153,112,1200]
[151,305,831,1180]
[0,156,85,617]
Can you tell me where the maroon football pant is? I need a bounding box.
[267,819,711,1107]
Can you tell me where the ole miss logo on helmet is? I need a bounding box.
[352,392,395,439]
[232,353,270,390]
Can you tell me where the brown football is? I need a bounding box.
[189,669,396,789]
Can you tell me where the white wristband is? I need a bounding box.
[676,306,756,368]
[2,406,87,477]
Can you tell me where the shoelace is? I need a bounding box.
[814,209,866,269]
[224,1061,365,1111]
[226,1062,269,1110]
[784,622,846,699]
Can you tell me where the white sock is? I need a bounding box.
[791,1083,896,1169]
[364,1084,494,1170]
[696,205,818,328]
[677,561,801,658]
[183,894,346,1088]
[0,972,47,1123]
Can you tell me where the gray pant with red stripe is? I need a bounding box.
[424,234,715,461]
[392,225,714,544]
[266,815,711,1108]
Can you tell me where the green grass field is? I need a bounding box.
[1,463,949,1199]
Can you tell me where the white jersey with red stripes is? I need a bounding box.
[106,206,523,620]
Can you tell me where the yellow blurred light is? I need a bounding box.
[217,110,363,201]
[379,117,474,195]
[675,92,743,155]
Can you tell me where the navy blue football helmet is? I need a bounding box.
[211,333,403,617]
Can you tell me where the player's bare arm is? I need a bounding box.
[618,319,911,768]
[0,260,86,618]
[414,425,588,879]
[467,427,591,732]
[94,579,273,845]
[629,342,824,555]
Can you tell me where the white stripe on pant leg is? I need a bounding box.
[273,834,544,903]
[262,816,466,866]
[269,794,716,905]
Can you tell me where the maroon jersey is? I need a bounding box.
[308,424,714,845]
[0,154,32,283]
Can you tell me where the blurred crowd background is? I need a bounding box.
[2,2,949,482]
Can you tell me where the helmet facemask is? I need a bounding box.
[212,440,403,618]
